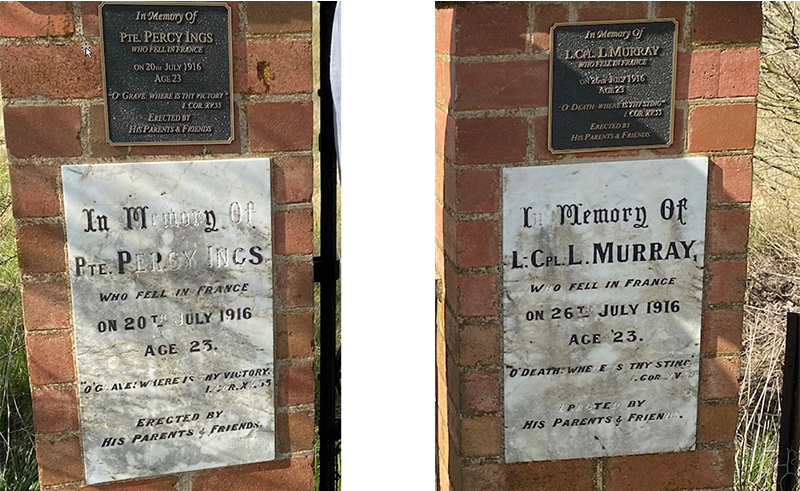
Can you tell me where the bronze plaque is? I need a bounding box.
[549,19,677,153]
[100,3,234,145]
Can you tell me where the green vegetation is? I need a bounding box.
[0,125,39,490]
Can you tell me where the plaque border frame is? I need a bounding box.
[547,18,678,155]
[99,2,236,146]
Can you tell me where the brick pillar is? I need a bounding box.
[0,2,316,489]
[435,2,759,490]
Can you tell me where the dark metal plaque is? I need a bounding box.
[549,19,677,153]
[100,3,233,145]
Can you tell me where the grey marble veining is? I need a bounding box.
[62,159,276,483]
[502,157,708,462]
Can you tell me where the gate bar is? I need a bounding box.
[316,3,340,491]
[779,312,800,491]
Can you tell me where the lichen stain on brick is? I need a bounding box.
[257,61,272,92]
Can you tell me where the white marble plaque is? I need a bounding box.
[62,159,275,483]
[503,157,708,462]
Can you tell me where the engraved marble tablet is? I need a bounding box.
[62,159,274,483]
[502,158,707,462]
[100,3,233,144]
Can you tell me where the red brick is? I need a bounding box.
[453,3,527,56]
[80,2,101,37]
[16,223,66,275]
[687,104,757,152]
[272,156,313,204]
[247,2,311,35]
[444,262,459,311]
[693,2,762,44]
[435,108,446,155]
[436,202,446,250]
[688,49,721,99]
[26,332,74,385]
[248,102,313,152]
[0,45,101,99]
[36,436,83,486]
[436,58,452,107]
[22,281,70,330]
[8,165,60,217]
[0,2,73,37]
[505,460,595,491]
[206,102,242,155]
[131,145,204,156]
[436,156,448,214]
[675,51,690,100]
[577,2,647,21]
[445,344,461,412]
[533,3,569,52]
[89,105,127,158]
[533,116,564,161]
[697,403,738,443]
[459,323,500,367]
[607,449,734,491]
[277,362,314,406]
[720,48,760,98]
[193,457,313,491]
[461,463,502,491]
[706,259,747,304]
[448,117,527,165]
[461,415,501,457]
[657,3,688,45]
[706,208,750,255]
[275,312,314,359]
[76,477,178,491]
[454,60,549,110]
[435,7,454,54]
[458,273,498,317]
[443,306,458,359]
[233,40,312,95]
[455,220,499,268]
[682,48,760,100]
[31,387,78,434]
[572,148,639,160]
[700,356,740,399]
[4,106,82,159]
[461,461,594,491]
[709,155,752,203]
[461,370,500,413]
[448,168,500,214]
[277,410,314,453]
[702,308,744,354]
[443,209,457,256]
[275,262,313,308]
[435,108,455,157]
[274,209,313,256]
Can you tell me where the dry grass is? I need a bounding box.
[734,3,800,488]
[737,248,795,489]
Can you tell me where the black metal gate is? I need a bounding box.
[316,3,341,490]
